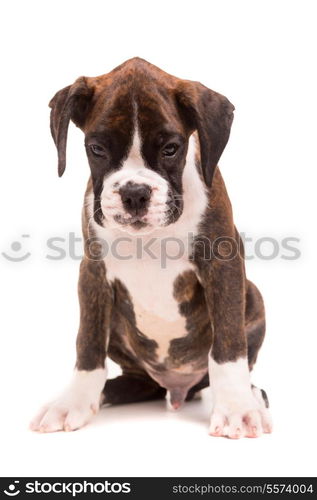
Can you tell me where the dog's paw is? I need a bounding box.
[251,385,273,434]
[30,368,107,433]
[209,407,263,439]
[208,389,272,439]
[30,392,101,433]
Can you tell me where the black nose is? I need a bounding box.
[119,182,152,216]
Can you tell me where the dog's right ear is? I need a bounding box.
[49,77,94,177]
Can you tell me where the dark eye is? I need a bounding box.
[90,144,106,157]
[162,143,179,157]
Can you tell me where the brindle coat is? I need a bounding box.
[49,58,266,406]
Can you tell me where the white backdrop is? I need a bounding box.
[1,0,316,477]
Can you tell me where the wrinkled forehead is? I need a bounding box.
[85,82,187,151]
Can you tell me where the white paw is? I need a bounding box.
[30,394,100,433]
[30,368,107,433]
[208,388,272,439]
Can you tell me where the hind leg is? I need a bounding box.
[245,280,272,433]
[245,279,266,371]
[102,370,166,405]
[251,385,273,433]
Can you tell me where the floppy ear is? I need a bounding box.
[49,77,94,177]
[176,81,234,187]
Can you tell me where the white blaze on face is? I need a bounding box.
[100,128,169,233]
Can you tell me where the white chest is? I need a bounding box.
[103,234,194,360]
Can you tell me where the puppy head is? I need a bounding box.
[49,58,234,234]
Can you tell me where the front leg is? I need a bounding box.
[202,254,270,439]
[30,258,111,433]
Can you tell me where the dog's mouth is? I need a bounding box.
[113,214,149,230]
[99,185,184,233]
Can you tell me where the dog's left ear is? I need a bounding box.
[175,81,234,187]
[49,77,94,177]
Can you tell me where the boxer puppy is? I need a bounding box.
[31,58,272,438]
